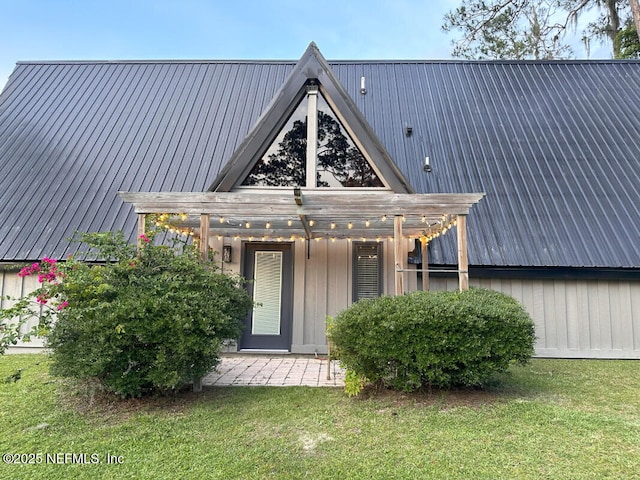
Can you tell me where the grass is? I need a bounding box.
[0,355,638,479]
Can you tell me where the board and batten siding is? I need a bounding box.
[5,252,638,358]
[1,268,47,351]
[431,276,640,359]
[293,239,416,354]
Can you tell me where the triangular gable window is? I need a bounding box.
[316,94,383,188]
[242,97,308,187]
[241,82,384,188]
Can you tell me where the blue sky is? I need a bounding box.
[0,0,611,90]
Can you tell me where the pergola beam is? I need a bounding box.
[120,190,484,294]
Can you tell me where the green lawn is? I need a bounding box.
[0,355,638,479]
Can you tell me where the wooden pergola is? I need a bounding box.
[119,190,484,293]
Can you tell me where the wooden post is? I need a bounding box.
[200,214,210,261]
[137,214,146,250]
[457,214,469,291]
[195,213,210,393]
[421,238,429,291]
[394,215,404,296]
[306,84,318,188]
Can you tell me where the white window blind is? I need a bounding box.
[355,244,381,300]
[252,251,283,335]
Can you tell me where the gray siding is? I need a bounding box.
[3,259,639,358]
[431,276,640,359]
[1,268,46,350]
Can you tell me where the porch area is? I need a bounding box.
[202,355,345,387]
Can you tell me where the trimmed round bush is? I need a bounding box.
[329,288,536,392]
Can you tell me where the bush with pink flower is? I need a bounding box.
[0,229,252,397]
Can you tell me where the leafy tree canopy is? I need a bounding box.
[616,18,640,57]
[443,0,637,59]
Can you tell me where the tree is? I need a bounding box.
[443,0,634,59]
[615,18,640,57]
[243,110,382,188]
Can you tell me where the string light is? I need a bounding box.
[348,222,353,229]
[381,215,387,222]
[308,219,315,227]
[287,219,293,226]
[245,222,251,229]
[365,219,370,227]
[219,216,225,223]
[330,222,336,230]
[265,222,271,229]
[421,215,426,223]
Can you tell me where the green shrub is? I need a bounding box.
[329,288,535,394]
[2,230,252,398]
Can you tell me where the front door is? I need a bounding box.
[240,243,293,350]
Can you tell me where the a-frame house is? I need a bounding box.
[1,43,639,357]
[120,43,483,353]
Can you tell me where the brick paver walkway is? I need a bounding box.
[202,355,345,387]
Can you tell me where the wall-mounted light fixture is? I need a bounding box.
[404,126,413,137]
[423,156,432,173]
[222,245,232,263]
[360,76,366,95]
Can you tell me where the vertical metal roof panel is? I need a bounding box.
[0,59,639,267]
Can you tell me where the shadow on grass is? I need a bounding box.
[56,361,559,422]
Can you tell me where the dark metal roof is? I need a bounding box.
[1,57,639,268]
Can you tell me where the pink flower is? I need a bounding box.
[36,294,49,305]
[139,234,150,243]
[18,263,41,277]
[57,301,68,311]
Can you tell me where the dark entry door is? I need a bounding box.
[240,243,293,350]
